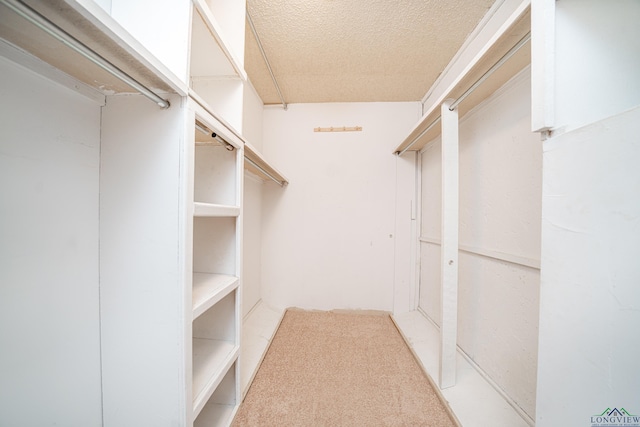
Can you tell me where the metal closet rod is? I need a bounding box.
[1,0,170,109]
[448,31,531,111]
[398,116,441,156]
[195,122,235,151]
[246,9,287,111]
[397,31,531,156]
[196,122,284,186]
[245,156,285,187]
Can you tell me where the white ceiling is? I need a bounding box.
[244,0,496,105]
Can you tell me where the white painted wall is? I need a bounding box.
[243,173,264,317]
[393,151,418,315]
[419,137,442,319]
[109,0,191,83]
[536,106,640,426]
[534,3,640,425]
[242,80,265,317]
[191,78,245,133]
[204,0,246,68]
[553,0,640,133]
[419,69,541,419]
[93,0,112,13]
[0,56,103,426]
[261,102,421,311]
[243,81,264,151]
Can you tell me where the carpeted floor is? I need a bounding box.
[232,309,457,426]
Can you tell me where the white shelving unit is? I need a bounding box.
[189,100,244,425]
[187,2,257,420]
[1,0,287,426]
[190,0,247,133]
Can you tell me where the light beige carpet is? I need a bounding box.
[232,310,457,426]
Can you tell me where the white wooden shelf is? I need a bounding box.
[193,273,239,319]
[192,340,238,417]
[244,142,289,187]
[194,202,240,218]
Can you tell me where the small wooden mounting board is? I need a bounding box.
[314,126,362,132]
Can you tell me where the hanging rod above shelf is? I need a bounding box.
[195,120,235,151]
[244,142,289,187]
[0,0,171,109]
[394,8,531,155]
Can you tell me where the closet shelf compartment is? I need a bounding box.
[191,91,244,149]
[194,202,240,218]
[190,0,247,82]
[0,0,186,100]
[194,402,237,427]
[192,273,239,320]
[192,341,238,418]
[194,361,239,427]
[244,142,289,187]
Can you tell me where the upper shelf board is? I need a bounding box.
[394,8,531,154]
[0,0,187,98]
[244,142,289,187]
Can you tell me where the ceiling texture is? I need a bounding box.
[244,0,496,106]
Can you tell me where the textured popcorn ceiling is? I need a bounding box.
[245,0,496,105]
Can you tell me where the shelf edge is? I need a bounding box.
[193,202,240,218]
[192,274,239,320]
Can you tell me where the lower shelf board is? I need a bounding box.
[194,403,239,427]
[192,273,239,319]
[192,338,238,416]
[193,202,240,218]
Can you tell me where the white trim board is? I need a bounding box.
[239,300,285,399]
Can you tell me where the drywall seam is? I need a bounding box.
[419,238,540,270]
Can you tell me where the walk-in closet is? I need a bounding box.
[1,0,638,426]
